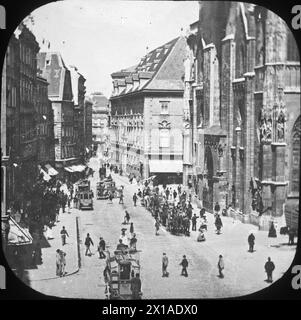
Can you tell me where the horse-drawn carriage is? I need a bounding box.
[76,179,93,210]
[96,177,123,200]
[104,249,142,300]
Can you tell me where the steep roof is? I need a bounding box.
[111,36,185,97]
[37,52,70,100]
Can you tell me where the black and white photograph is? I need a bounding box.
[0,0,300,302]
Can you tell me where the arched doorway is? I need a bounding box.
[203,146,214,212]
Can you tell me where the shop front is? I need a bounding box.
[149,160,183,185]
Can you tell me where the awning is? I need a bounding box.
[7,217,33,245]
[40,168,51,181]
[149,160,183,173]
[64,165,86,173]
[73,165,86,172]
[45,164,58,176]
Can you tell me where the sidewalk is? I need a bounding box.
[26,208,79,281]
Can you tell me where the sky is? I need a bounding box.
[26,0,199,98]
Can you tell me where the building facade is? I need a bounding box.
[84,96,93,153]
[110,37,186,183]
[37,52,77,174]
[35,75,55,166]
[70,65,86,161]
[183,2,300,229]
[91,92,109,146]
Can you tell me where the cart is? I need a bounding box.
[97,179,117,199]
[104,249,142,300]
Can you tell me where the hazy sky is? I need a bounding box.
[27,0,199,98]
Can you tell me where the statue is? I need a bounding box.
[277,111,285,141]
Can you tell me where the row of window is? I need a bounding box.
[20,79,34,103]
[62,145,74,159]
[20,43,35,67]
[62,126,73,137]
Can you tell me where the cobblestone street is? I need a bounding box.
[25,157,297,299]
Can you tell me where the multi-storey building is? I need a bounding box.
[110,37,186,183]
[37,52,77,175]
[183,2,300,230]
[91,92,109,145]
[84,96,93,154]
[2,33,19,213]
[15,25,40,206]
[70,65,86,161]
[35,74,55,166]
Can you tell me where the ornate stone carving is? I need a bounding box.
[260,112,272,143]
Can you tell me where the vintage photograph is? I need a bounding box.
[1,0,300,299]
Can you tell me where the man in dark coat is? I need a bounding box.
[133,193,138,206]
[85,233,94,256]
[173,190,177,200]
[191,214,198,231]
[60,226,69,246]
[180,255,188,277]
[268,222,277,238]
[264,257,275,283]
[248,233,255,252]
[215,215,223,234]
[98,237,106,259]
[130,273,142,299]
[214,202,220,215]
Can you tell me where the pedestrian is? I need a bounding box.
[166,188,170,200]
[130,222,134,234]
[179,255,188,277]
[97,237,106,259]
[217,254,224,278]
[248,233,255,252]
[288,228,295,245]
[162,253,169,277]
[67,195,71,209]
[56,249,62,276]
[130,233,137,251]
[60,226,69,246]
[215,215,223,234]
[108,192,113,204]
[173,189,177,200]
[116,238,128,250]
[155,219,160,236]
[268,222,277,238]
[191,214,198,231]
[130,273,142,299]
[264,257,275,283]
[119,192,124,204]
[214,202,220,216]
[133,193,138,206]
[124,211,130,224]
[137,189,142,198]
[60,251,66,276]
[85,233,94,256]
[197,228,206,242]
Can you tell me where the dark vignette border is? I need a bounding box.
[0,0,300,309]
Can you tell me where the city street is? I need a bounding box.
[27,155,297,299]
